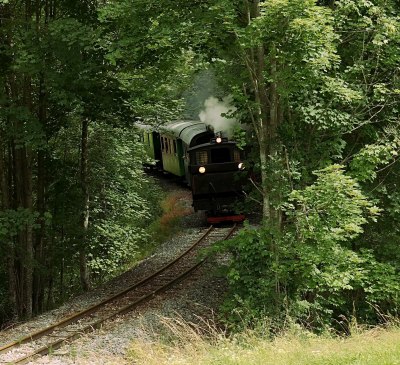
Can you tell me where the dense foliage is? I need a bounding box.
[221,166,399,330]
[0,0,164,322]
[1,0,399,332]
[212,0,400,330]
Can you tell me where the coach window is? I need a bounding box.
[165,138,169,153]
[161,137,165,151]
[173,140,177,155]
[196,150,208,165]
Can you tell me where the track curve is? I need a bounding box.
[0,224,238,364]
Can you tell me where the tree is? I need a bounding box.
[213,0,400,328]
[0,0,165,321]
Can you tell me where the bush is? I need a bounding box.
[219,165,400,332]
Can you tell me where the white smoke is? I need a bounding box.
[199,96,238,138]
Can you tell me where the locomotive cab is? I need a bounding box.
[188,140,246,213]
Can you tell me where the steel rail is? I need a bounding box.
[11,224,238,365]
[0,226,215,355]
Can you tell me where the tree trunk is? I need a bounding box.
[268,43,282,227]
[0,134,9,215]
[245,0,282,225]
[0,135,18,318]
[80,119,91,291]
[13,135,34,318]
[1,4,19,320]
[33,70,47,314]
[33,148,45,313]
[23,144,34,319]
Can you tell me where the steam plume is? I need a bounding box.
[199,96,237,137]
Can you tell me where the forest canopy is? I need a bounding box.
[0,0,399,330]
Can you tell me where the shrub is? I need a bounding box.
[219,165,400,331]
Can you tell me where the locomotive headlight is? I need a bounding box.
[199,166,206,174]
[238,162,245,170]
[216,137,222,143]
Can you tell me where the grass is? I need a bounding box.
[147,191,193,243]
[134,191,194,260]
[158,191,193,229]
[118,190,194,276]
[127,317,400,365]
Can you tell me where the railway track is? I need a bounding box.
[0,224,238,364]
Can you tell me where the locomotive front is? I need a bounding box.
[188,136,246,223]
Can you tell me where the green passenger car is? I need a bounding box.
[141,127,162,168]
[160,121,214,180]
[138,120,214,180]
[159,134,185,176]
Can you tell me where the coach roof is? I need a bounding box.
[162,120,212,146]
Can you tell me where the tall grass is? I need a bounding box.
[149,191,193,241]
[136,191,194,259]
[121,191,193,272]
[128,316,400,365]
[158,192,193,229]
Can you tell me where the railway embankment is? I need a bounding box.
[0,176,233,364]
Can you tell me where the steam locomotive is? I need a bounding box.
[140,120,246,223]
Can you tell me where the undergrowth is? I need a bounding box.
[128,316,400,365]
[133,191,193,262]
